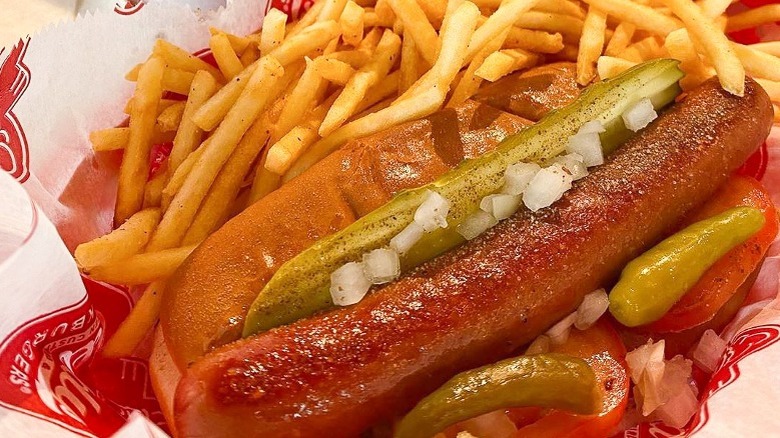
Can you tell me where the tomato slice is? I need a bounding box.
[513,319,629,438]
[644,176,778,333]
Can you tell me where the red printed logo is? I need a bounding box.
[0,278,166,436]
[737,142,769,180]
[114,1,145,16]
[688,324,780,435]
[0,37,31,183]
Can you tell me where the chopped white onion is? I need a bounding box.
[653,355,697,426]
[566,131,604,167]
[622,97,657,132]
[480,193,522,220]
[414,190,451,232]
[639,360,667,415]
[574,288,609,330]
[456,432,478,438]
[546,312,577,345]
[626,339,666,384]
[523,163,573,212]
[456,210,498,240]
[578,120,606,134]
[525,334,551,355]
[389,222,425,255]
[552,153,589,181]
[502,162,541,195]
[362,248,401,284]
[461,410,517,438]
[330,262,372,306]
[692,329,727,373]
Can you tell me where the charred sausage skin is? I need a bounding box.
[174,78,772,437]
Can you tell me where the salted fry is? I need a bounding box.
[328,50,371,67]
[514,11,584,41]
[503,25,564,53]
[312,57,356,85]
[662,0,744,96]
[115,56,166,225]
[268,20,342,66]
[576,6,607,85]
[210,32,244,80]
[286,87,445,181]
[240,44,260,66]
[386,0,440,65]
[320,30,401,136]
[169,71,219,173]
[581,0,679,36]
[144,170,167,208]
[726,5,780,33]
[364,11,395,28]
[475,48,539,82]
[665,28,713,90]
[85,245,196,285]
[697,0,730,18]
[466,0,544,62]
[449,28,508,106]
[211,28,253,53]
[318,0,349,21]
[400,32,421,93]
[260,8,287,56]
[153,39,223,81]
[102,281,167,358]
[90,127,130,152]
[340,1,365,46]
[288,1,326,37]
[605,22,636,57]
[75,208,161,269]
[163,145,206,210]
[192,65,257,131]
[274,59,327,140]
[147,57,284,251]
[162,68,195,95]
[265,125,321,177]
[630,36,666,60]
[156,101,186,132]
[533,0,584,18]
[751,42,780,58]
[183,120,271,245]
[731,43,780,82]
[596,56,637,79]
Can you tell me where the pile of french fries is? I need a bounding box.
[79,0,780,356]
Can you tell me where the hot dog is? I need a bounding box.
[171,77,772,437]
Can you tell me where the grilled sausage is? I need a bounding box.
[173,77,772,437]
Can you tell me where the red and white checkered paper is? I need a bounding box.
[0,1,778,436]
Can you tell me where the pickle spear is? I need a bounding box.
[394,353,600,438]
[243,59,684,336]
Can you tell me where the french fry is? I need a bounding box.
[466,0,545,61]
[351,96,394,120]
[312,57,356,85]
[328,50,372,67]
[320,30,401,136]
[354,70,400,114]
[533,0,585,18]
[697,0,731,18]
[419,0,448,28]
[375,0,398,25]
[756,79,780,103]
[503,25,565,54]
[515,11,584,41]
[596,56,637,79]
[210,32,244,80]
[102,280,167,358]
[475,48,539,82]
[576,6,607,85]
[662,0,744,96]
[162,68,195,95]
[153,39,223,81]
[364,11,395,28]
[774,104,780,123]
[665,28,714,91]
[605,22,636,57]
[448,27,509,106]
[340,0,365,46]
[751,42,780,58]
[555,44,580,62]
[115,56,166,225]
[147,57,284,251]
[386,0,440,65]
[183,119,271,245]
[144,169,167,208]
[75,208,161,269]
[400,32,421,93]
[192,64,257,131]
[318,0,349,21]
[156,101,186,132]
[726,5,780,33]
[163,145,206,211]
[85,245,196,285]
[274,59,327,140]
[287,1,326,37]
[209,27,252,53]
[285,86,445,181]
[630,36,666,60]
[731,43,780,82]
[268,20,343,66]
[581,0,680,36]
[240,43,260,66]
[169,71,219,173]
[90,127,130,152]
[249,152,282,204]
[260,8,287,56]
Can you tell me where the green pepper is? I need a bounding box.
[393,353,599,438]
[242,59,684,336]
[609,206,765,327]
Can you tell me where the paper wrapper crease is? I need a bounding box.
[0,0,777,436]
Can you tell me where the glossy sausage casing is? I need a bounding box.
[174,78,772,437]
